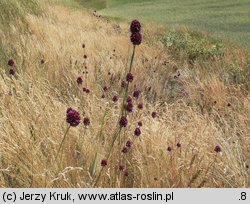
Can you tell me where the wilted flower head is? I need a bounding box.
[130,32,142,45]
[126,140,133,148]
[138,103,143,110]
[66,108,81,127]
[77,77,83,85]
[9,69,15,76]
[83,117,90,126]
[101,159,107,167]
[133,90,141,99]
[8,59,14,66]
[130,19,141,33]
[112,95,119,102]
[126,72,134,83]
[134,127,141,136]
[119,116,128,127]
[214,145,222,153]
[151,111,157,118]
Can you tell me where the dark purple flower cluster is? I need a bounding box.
[130,20,142,46]
[122,147,128,154]
[125,101,133,113]
[119,165,125,172]
[133,90,141,99]
[119,116,128,127]
[77,77,83,85]
[151,112,157,118]
[112,95,119,102]
[138,121,142,127]
[83,117,90,126]
[8,59,14,66]
[121,80,127,88]
[134,127,141,136]
[103,86,108,92]
[83,87,90,93]
[9,69,15,76]
[126,72,134,83]
[130,20,141,33]
[138,103,143,110]
[66,108,81,127]
[101,159,107,167]
[214,145,222,153]
[167,147,172,152]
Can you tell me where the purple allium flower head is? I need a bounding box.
[119,116,128,127]
[126,140,133,148]
[66,108,81,127]
[101,94,105,99]
[138,103,143,110]
[214,145,222,153]
[127,96,132,103]
[130,20,141,33]
[130,32,142,45]
[246,165,249,169]
[112,95,119,102]
[9,69,15,76]
[83,117,90,126]
[83,54,87,59]
[125,102,134,113]
[103,86,108,92]
[124,170,129,177]
[133,90,141,99]
[101,159,107,167]
[138,121,142,127]
[121,80,127,88]
[122,147,128,154]
[167,147,172,152]
[134,127,141,136]
[126,72,134,83]
[41,59,45,64]
[177,143,181,148]
[119,165,125,172]
[83,87,87,92]
[151,111,157,118]
[8,59,14,66]
[77,77,83,85]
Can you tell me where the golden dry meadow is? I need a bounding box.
[0,0,249,188]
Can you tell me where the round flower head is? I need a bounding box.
[112,95,119,102]
[121,80,127,88]
[126,72,134,83]
[122,147,128,154]
[167,147,172,152]
[103,86,108,92]
[119,116,128,127]
[8,59,15,66]
[138,103,143,110]
[214,145,222,153]
[133,90,141,99]
[66,108,81,127]
[41,59,45,64]
[138,121,142,127]
[177,143,181,148]
[151,112,157,118]
[77,77,83,85]
[124,170,129,177]
[83,54,87,59]
[130,20,141,33]
[9,69,15,76]
[83,117,90,126]
[125,102,134,113]
[134,127,141,136]
[127,96,132,103]
[119,165,125,172]
[130,32,142,45]
[126,140,133,148]
[101,159,107,167]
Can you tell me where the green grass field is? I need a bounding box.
[82,0,250,46]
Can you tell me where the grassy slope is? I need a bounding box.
[0,0,249,187]
[98,0,250,46]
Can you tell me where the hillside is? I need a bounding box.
[0,0,249,188]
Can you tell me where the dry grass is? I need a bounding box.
[0,2,249,188]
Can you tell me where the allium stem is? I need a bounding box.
[54,125,71,166]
